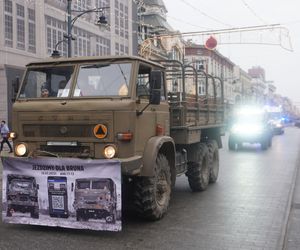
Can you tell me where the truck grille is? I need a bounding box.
[40,145,90,154]
[19,195,28,201]
[24,125,93,138]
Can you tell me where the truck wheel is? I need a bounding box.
[76,211,82,221]
[6,206,12,217]
[31,207,39,219]
[186,143,210,191]
[133,154,171,220]
[207,140,219,183]
[105,213,116,224]
[228,136,236,150]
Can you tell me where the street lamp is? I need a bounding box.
[52,0,110,58]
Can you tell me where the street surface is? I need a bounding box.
[0,127,300,250]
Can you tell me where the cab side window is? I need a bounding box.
[137,64,166,101]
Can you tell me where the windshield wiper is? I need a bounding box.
[81,64,110,69]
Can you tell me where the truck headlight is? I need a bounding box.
[103,145,116,159]
[15,143,28,156]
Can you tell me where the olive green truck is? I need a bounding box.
[10,56,224,221]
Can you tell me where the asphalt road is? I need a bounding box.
[1,127,300,250]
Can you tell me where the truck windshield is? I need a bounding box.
[77,181,90,189]
[19,65,74,99]
[11,180,33,190]
[92,180,110,189]
[74,63,131,97]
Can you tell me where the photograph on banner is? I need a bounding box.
[1,157,122,231]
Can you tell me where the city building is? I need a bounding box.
[0,0,134,125]
[137,0,184,62]
[184,43,235,113]
[247,66,267,105]
[233,65,252,104]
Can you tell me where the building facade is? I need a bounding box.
[0,0,134,125]
[137,0,184,62]
[233,65,252,104]
[184,43,235,106]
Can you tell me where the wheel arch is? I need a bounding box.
[141,136,176,186]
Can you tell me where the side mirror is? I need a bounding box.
[149,70,162,105]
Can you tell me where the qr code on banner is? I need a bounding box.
[51,195,65,210]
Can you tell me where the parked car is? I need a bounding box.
[295,119,300,128]
[269,119,284,135]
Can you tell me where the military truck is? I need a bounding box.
[72,178,117,223]
[6,174,39,218]
[10,56,224,221]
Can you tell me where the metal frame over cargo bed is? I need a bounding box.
[155,60,225,145]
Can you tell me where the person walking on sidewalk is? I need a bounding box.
[0,120,13,153]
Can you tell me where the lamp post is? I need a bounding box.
[52,0,110,58]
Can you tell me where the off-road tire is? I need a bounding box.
[31,206,39,219]
[6,206,12,217]
[207,140,219,183]
[105,213,116,224]
[133,154,171,221]
[76,210,84,221]
[186,143,210,191]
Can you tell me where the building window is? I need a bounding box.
[46,16,67,56]
[16,4,25,50]
[5,0,13,13]
[4,0,13,47]
[115,43,119,55]
[28,8,36,53]
[73,28,92,57]
[115,9,119,35]
[16,3,25,17]
[73,0,92,11]
[5,15,13,47]
[96,36,110,56]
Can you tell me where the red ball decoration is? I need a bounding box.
[205,36,217,50]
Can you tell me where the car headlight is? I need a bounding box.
[103,145,116,159]
[231,124,263,135]
[15,143,28,156]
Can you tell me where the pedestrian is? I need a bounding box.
[0,120,13,153]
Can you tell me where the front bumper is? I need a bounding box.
[229,132,266,144]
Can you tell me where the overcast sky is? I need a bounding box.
[163,0,300,107]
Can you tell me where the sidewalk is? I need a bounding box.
[283,154,300,249]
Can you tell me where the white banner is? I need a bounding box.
[2,157,122,231]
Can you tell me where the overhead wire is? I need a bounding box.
[179,0,232,27]
[240,0,268,25]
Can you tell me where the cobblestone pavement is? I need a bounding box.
[0,127,300,250]
[283,146,300,250]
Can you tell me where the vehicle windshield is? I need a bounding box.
[77,180,90,189]
[19,65,74,99]
[18,62,132,99]
[92,180,110,189]
[74,63,131,97]
[234,114,265,124]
